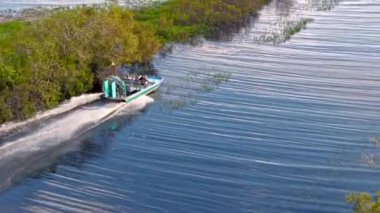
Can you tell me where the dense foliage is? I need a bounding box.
[0,0,266,123]
[347,192,380,213]
[0,7,161,123]
[135,0,267,42]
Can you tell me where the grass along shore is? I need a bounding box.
[0,0,268,124]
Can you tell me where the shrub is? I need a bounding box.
[0,0,267,123]
[346,192,380,213]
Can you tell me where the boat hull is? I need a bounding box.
[124,78,163,103]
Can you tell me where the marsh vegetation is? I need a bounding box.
[347,192,380,213]
[0,0,267,123]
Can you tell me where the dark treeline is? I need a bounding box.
[0,0,267,124]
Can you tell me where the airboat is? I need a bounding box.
[102,74,163,103]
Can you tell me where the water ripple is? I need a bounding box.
[0,0,380,212]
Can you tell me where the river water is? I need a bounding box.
[0,0,380,212]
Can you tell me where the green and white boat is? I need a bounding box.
[102,75,163,103]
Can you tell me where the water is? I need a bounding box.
[0,0,380,212]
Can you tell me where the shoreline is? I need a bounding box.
[0,0,268,125]
[0,93,102,139]
[0,17,11,24]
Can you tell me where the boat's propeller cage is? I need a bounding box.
[103,76,128,99]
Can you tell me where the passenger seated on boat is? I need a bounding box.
[138,75,148,85]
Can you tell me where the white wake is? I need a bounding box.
[0,95,155,191]
[0,93,102,138]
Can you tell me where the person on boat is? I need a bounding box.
[138,75,148,85]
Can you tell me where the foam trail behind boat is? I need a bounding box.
[0,93,102,138]
[0,95,154,191]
